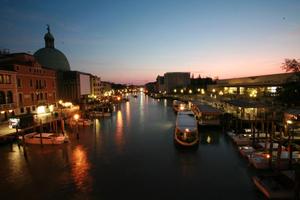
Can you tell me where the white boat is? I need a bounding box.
[239,142,280,158]
[89,111,111,117]
[68,118,93,126]
[20,132,68,145]
[248,151,300,169]
[174,111,199,147]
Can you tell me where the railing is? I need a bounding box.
[0,103,17,110]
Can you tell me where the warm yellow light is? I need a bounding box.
[58,100,63,104]
[287,120,293,124]
[185,128,190,132]
[189,89,192,94]
[212,89,216,93]
[74,114,80,121]
[219,91,223,95]
[0,111,5,114]
[173,89,177,93]
[266,154,270,159]
[201,89,205,94]
[37,106,46,114]
[117,96,121,101]
[180,89,184,93]
[197,88,200,92]
[8,110,13,113]
[49,105,54,112]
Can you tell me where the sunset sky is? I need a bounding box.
[0,0,299,84]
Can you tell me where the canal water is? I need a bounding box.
[0,93,266,200]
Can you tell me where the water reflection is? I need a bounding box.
[71,145,92,193]
[125,102,131,125]
[115,110,125,152]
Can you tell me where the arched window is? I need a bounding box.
[6,91,13,103]
[0,91,6,104]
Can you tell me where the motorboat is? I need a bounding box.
[68,118,93,126]
[173,100,188,113]
[239,142,280,158]
[248,151,300,169]
[174,111,199,147]
[20,132,68,145]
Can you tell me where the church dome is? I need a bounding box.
[34,25,70,71]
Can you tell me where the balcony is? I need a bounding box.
[0,103,17,110]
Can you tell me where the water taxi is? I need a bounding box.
[173,100,187,113]
[174,111,199,147]
[20,132,69,145]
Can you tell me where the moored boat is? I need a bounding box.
[20,132,69,145]
[191,103,223,126]
[173,100,187,113]
[174,111,199,147]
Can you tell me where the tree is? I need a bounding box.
[281,58,300,73]
[276,58,300,106]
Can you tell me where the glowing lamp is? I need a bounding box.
[37,106,46,114]
[74,114,80,121]
[287,120,293,124]
[185,128,190,132]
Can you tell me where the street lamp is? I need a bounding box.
[74,114,80,139]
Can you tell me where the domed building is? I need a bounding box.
[34,25,70,71]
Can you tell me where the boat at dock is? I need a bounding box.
[174,111,199,147]
[89,111,111,118]
[67,118,93,126]
[20,132,69,145]
[248,150,300,169]
[191,103,223,126]
[173,100,188,113]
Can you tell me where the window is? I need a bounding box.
[0,91,6,104]
[18,93,23,103]
[31,93,34,102]
[32,106,35,111]
[20,107,24,113]
[39,80,42,89]
[0,75,3,84]
[36,93,39,101]
[36,80,38,89]
[44,80,46,88]
[53,92,56,100]
[30,80,33,87]
[45,93,48,100]
[6,91,13,103]
[40,93,43,100]
[17,78,21,87]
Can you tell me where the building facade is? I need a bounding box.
[207,72,299,98]
[91,75,101,97]
[0,53,57,116]
[156,72,190,93]
[0,69,17,121]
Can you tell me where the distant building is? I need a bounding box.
[207,72,299,98]
[156,72,190,93]
[59,71,92,103]
[0,53,57,116]
[156,75,165,93]
[91,75,101,97]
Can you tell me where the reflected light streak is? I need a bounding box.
[71,145,92,192]
[125,102,131,125]
[115,110,124,152]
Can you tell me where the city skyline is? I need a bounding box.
[0,0,299,84]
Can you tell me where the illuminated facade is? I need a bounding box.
[91,75,101,97]
[0,69,17,121]
[0,53,57,115]
[207,72,299,99]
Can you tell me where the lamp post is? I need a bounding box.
[74,114,80,140]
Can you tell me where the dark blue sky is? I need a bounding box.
[1,0,299,84]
